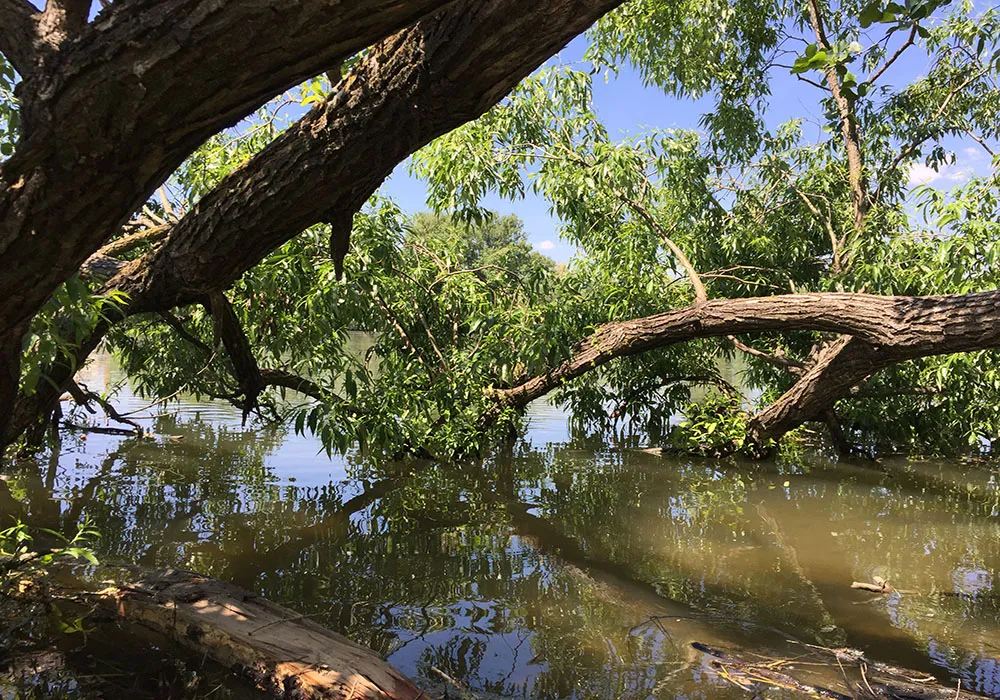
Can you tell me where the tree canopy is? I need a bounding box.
[3,0,1000,460]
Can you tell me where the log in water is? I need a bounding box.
[19,563,429,700]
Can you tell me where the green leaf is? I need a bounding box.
[860,2,883,27]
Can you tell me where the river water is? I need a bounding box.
[3,352,1000,698]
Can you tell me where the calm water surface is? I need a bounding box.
[3,353,1000,698]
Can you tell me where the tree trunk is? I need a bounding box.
[2,0,627,447]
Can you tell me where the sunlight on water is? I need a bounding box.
[4,351,1000,698]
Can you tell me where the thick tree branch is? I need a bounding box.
[102,0,625,314]
[746,336,877,448]
[80,223,172,281]
[494,291,1000,409]
[0,0,459,348]
[0,0,39,75]
[96,224,171,259]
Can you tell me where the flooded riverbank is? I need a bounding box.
[2,353,999,698]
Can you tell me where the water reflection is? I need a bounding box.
[2,354,1000,697]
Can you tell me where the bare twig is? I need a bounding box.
[963,128,996,157]
[865,23,919,88]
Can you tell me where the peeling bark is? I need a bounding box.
[37,0,92,49]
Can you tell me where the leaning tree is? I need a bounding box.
[0,0,630,446]
[4,0,1000,458]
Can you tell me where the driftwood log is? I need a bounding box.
[693,641,987,700]
[18,563,430,700]
[850,576,896,594]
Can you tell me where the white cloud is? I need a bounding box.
[945,167,972,182]
[964,146,983,161]
[907,162,972,187]
[537,240,556,251]
[907,162,941,186]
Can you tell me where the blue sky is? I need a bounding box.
[381,24,995,263]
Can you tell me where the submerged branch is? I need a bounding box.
[65,380,145,437]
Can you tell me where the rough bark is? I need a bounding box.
[0,0,39,75]
[103,0,626,314]
[21,563,428,700]
[0,0,457,353]
[495,291,1000,410]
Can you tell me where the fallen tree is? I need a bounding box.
[491,290,1000,454]
[18,563,429,700]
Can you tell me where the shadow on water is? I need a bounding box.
[2,353,1000,698]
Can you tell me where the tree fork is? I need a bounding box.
[494,291,1000,449]
[744,336,879,454]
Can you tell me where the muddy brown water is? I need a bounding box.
[2,353,1000,698]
